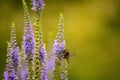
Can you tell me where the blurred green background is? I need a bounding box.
[0,0,120,80]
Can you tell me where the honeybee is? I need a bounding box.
[63,49,70,60]
[61,49,72,63]
[63,49,75,63]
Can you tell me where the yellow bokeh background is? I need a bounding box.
[0,0,120,80]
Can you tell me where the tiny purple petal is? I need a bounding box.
[46,59,54,71]
[53,40,60,55]
[4,69,16,80]
[59,40,65,51]
[21,68,28,80]
[4,71,8,80]
[39,43,46,63]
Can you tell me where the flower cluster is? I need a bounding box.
[4,22,19,80]
[3,0,69,80]
[23,0,34,58]
[23,25,34,57]
[31,0,45,12]
[53,13,69,80]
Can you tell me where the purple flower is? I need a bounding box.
[53,13,69,80]
[53,40,65,59]
[21,67,28,80]
[53,13,65,56]
[4,68,16,80]
[4,21,19,80]
[23,25,34,57]
[4,71,8,80]
[39,43,48,80]
[59,40,66,59]
[22,1,35,79]
[41,69,48,80]
[31,0,45,12]
[23,0,34,57]
[53,39,60,55]
[39,44,46,63]
[9,21,19,71]
[46,58,54,71]
[59,40,65,51]
[10,47,19,68]
[9,69,16,78]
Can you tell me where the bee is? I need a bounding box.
[57,49,74,63]
[63,49,70,60]
[61,49,71,63]
[62,49,75,63]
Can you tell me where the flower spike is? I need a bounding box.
[4,22,19,80]
[22,0,34,79]
[53,13,68,80]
